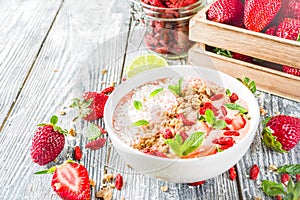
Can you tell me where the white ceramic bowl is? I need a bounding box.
[104,65,260,183]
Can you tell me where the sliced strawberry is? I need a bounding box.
[176,113,195,126]
[231,115,246,131]
[82,92,108,121]
[51,162,90,200]
[85,138,107,150]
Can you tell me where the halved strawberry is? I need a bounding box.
[262,115,300,152]
[85,138,107,150]
[231,115,246,130]
[51,162,90,200]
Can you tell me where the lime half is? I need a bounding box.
[125,54,169,78]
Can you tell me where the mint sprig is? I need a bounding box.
[262,180,286,196]
[132,120,149,126]
[165,132,205,157]
[150,88,163,97]
[225,103,248,115]
[168,77,183,96]
[237,76,259,97]
[133,100,143,110]
[200,109,226,130]
[277,164,300,175]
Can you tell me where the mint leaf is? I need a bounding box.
[165,134,183,157]
[204,109,227,130]
[213,48,232,58]
[226,89,232,96]
[133,100,143,110]
[237,76,259,96]
[181,132,205,156]
[262,180,286,197]
[225,103,248,114]
[277,164,300,175]
[214,120,227,130]
[132,120,149,126]
[168,77,183,96]
[294,182,300,199]
[50,115,58,125]
[150,88,163,97]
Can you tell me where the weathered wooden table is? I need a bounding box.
[0,0,299,199]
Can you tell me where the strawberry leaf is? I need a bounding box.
[262,127,287,153]
[50,115,58,125]
[262,116,272,126]
[297,33,300,42]
[34,166,57,174]
[213,48,232,58]
[262,180,286,197]
[277,164,300,175]
[133,100,143,110]
[150,88,164,97]
[84,123,101,141]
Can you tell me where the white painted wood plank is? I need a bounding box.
[0,0,130,199]
[0,0,63,127]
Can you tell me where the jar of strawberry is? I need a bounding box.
[128,0,203,59]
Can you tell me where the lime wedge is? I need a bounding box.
[126,54,169,78]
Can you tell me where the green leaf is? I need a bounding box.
[50,115,58,125]
[150,88,163,97]
[180,132,205,156]
[34,166,57,174]
[205,109,215,125]
[133,100,143,110]
[226,89,232,96]
[213,48,232,58]
[168,77,183,96]
[287,180,294,194]
[297,33,300,41]
[214,120,227,130]
[132,120,149,126]
[165,134,183,157]
[225,103,248,114]
[262,127,287,153]
[84,123,101,140]
[37,123,46,126]
[277,164,300,175]
[262,116,272,126]
[237,76,259,96]
[293,182,300,199]
[262,180,286,197]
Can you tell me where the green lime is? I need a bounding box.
[125,54,169,78]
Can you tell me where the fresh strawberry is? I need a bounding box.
[262,115,300,152]
[74,146,82,161]
[231,52,254,63]
[51,162,90,200]
[276,18,300,40]
[207,0,244,26]
[265,26,277,36]
[231,115,246,130]
[282,0,300,20]
[244,0,281,32]
[282,65,300,77]
[85,137,107,150]
[30,116,66,166]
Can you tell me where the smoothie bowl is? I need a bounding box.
[104,65,260,183]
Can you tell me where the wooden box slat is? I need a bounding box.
[188,44,300,101]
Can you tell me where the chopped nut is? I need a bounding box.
[101,81,106,84]
[102,174,114,183]
[119,198,125,200]
[68,128,76,137]
[109,183,115,188]
[90,179,96,187]
[59,111,66,115]
[101,69,108,75]
[160,185,168,192]
[126,164,132,169]
[53,69,59,73]
[95,187,112,200]
[260,108,266,116]
[110,82,116,87]
[275,111,280,115]
[254,197,262,200]
[268,164,278,171]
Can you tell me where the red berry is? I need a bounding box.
[207,0,244,26]
[231,53,253,63]
[188,180,206,186]
[74,146,82,161]
[115,174,123,190]
[223,131,240,136]
[85,138,107,150]
[281,173,290,186]
[229,93,239,103]
[249,164,260,180]
[296,174,300,182]
[101,86,114,94]
[229,167,237,180]
[282,66,300,77]
[213,137,235,146]
[262,115,300,152]
[199,102,218,116]
[163,128,173,139]
[30,116,66,166]
[225,117,233,124]
[51,162,90,200]
[275,195,283,200]
[244,0,281,32]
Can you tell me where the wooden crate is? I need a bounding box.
[188,2,300,101]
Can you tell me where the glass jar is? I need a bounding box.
[128,0,203,59]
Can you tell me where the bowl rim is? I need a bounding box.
[104,65,260,163]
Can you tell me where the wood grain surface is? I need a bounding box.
[0,0,299,200]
